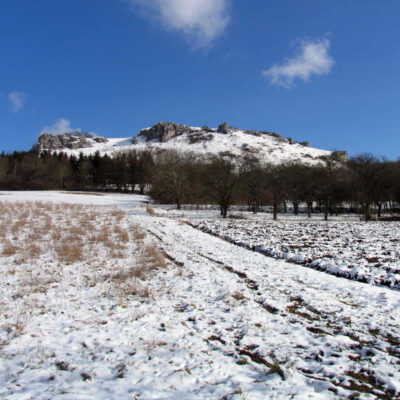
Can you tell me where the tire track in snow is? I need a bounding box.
[139,215,400,399]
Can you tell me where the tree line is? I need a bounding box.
[149,151,400,220]
[1,149,399,220]
[0,150,153,194]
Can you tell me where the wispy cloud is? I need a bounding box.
[263,39,334,88]
[8,91,27,113]
[127,0,230,48]
[41,118,81,135]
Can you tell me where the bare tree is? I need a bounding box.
[314,155,343,221]
[297,165,320,218]
[241,157,265,214]
[348,153,384,221]
[264,163,287,220]
[151,150,197,210]
[282,161,305,215]
[203,155,241,218]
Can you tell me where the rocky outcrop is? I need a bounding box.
[331,151,348,162]
[217,122,230,134]
[136,122,191,143]
[35,132,108,152]
[31,121,348,166]
[217,122,239,134]
[188,132,214,144]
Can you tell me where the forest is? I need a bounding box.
[0,149,399,221]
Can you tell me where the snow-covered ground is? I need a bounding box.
[0,190,149,207]
[1,192,400,399]
[193,219,400,290]
[39,127,332,165]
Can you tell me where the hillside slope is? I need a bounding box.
[34,122,348,164]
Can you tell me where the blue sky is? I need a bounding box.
[1,0,400,159]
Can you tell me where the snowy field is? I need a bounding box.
[193,219,400,290]
[1,191,400,400]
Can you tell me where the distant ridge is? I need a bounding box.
[34,121,348,164]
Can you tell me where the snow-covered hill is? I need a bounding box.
[34,121,348,164]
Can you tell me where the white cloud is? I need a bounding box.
[263,39,334,88]
[41,118,81,135]
[127,0,230,48]
[8,91,27,113]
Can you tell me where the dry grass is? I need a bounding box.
[2,241,20,256]
[103,229,167,299]
[232,291,246,301]
[110,249,125,259]
[106,264,152,298]
[27,230,42,242]
[0,202,134,264]
[142,244,166,269]
[0,201,169,305]
[11,220,25,236]
[55,240,84,264]
[119,230,129,243]
[85,212,97,222]
[146,205,157,216]
[120,244,167,281]
[25,243,42,259]
[69,225,86,237]
[17,275,56,296]
[111,209,125,222]
[93,229,111,245]
[132,225,146,241]
[115,280,151,298]
[81,220,95,231]
[114,225,129,242]
[0,222,7,238]
[51,227,63,241]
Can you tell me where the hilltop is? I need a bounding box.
[34,122,348,164]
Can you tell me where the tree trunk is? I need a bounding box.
[273,203,278,220]
[377,202,382,219]
[365,202,371,221]
[252,201,259,214]
[307,201,312,218]
[293,201,299,216]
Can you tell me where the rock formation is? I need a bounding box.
[31,121,348,166]
[136,122,191,143]
[217,122,230,134]
[217,122,240,134]
[35,132,108,152]
[331,151,349,162]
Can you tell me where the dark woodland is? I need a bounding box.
[1,149,400,220]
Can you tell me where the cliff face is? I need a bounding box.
[135,121,293,144]
[135,122,192,143]
[331,151,349,163]
[35,132,108,152]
